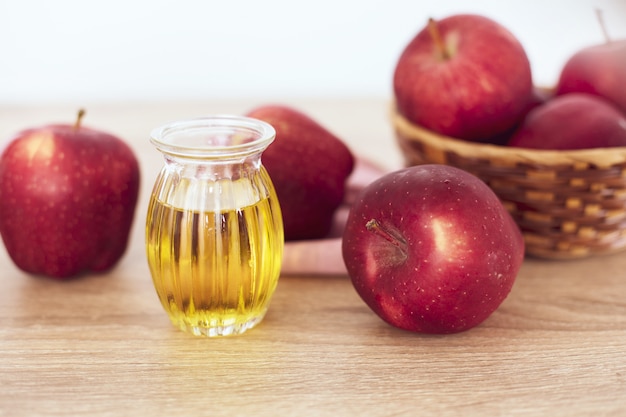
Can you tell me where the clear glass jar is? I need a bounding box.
[146,116,283,337]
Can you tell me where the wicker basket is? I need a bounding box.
[391,104,626,260]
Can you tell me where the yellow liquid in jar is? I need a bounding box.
[146,176,283,337]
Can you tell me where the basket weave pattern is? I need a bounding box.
[391,107,626,259]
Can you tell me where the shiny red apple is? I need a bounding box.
[393,14,533,142]
[0,110,140,279]
[246,105,355,241]
[486,87,553,145]
[555,39,626,114]
[508,93,626,150]
[342,164,525,334]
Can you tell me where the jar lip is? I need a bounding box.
[150,115,276,158]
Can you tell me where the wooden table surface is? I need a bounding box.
[1,99,625,416]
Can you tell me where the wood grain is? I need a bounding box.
[1,99,625,416]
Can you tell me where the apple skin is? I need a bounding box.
[555,40,626,114]
[342,164,524,334]
[484,86,553,145]
[246,105,355,241]
[507,93,626,150]
[0,114,140,279]
[393,14,533,142]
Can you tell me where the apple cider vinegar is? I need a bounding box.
[146,186,282,336]
[146,116,283,337]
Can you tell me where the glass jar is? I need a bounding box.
[146,116,283,337]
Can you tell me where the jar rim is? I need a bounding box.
[150,115,276,159]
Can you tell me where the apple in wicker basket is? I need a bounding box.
[393,14,534,143]
[508,93,626,149]
[555,32,626,114]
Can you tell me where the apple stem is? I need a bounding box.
[595,8,611,43]
[428,18,450,60]
[74,108,86,131]
[366,219,408,254]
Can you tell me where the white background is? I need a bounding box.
[1,0,625,104]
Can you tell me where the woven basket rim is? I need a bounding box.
[391,103,626,168]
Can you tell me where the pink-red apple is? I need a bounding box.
[508,93,626,150]
[555,39,626,114]
[393,14,533,142]
[246,105,354,241]
[0,110,140,279]
[342,164,524,334]
[485,86,553,145]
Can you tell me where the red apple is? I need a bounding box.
[508,93,626,150]
[555,39,626,114]
[246,105,355,241]
[0,110,140,279]
[393,14,533,142]
[484,86,553,145]
[342,164,524,334]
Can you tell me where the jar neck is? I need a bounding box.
[162,151,263,166]
[163,153,264,181]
